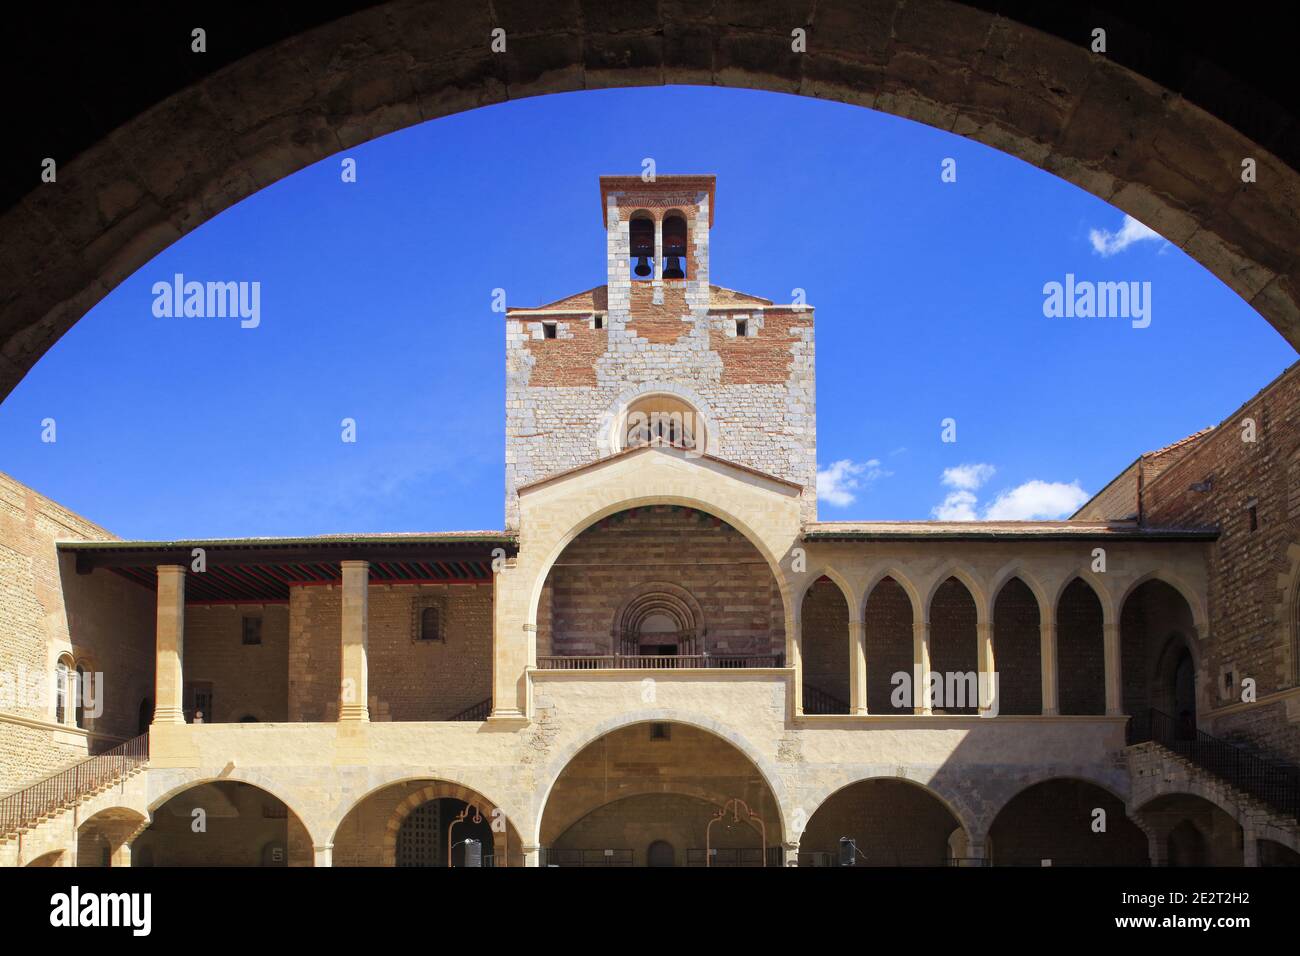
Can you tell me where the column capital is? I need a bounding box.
[340,559,370,571]
[156,563,186,575]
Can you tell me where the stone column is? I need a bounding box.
[522,844,542,867]
[1242,827,1259,867]
[848,619,868,715]
[110,843,132,867]
[977,620,996,714]
[789,609,804,716]
[1040,619,1059,716]
[913,618,931,715]
[1104,618,1123,716]
[153,565,186,724]
[783,841,800,867]
[339,560,370,722]
[965,837,988,865]
[313,844,334,868]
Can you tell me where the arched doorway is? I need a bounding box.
[989,779,1148,866]
[133,781,313,866]
[332,779,522,867]
[1137,793,1244,866]
[540,722,782,867]
[801,779,967,866]
[536,506,784,668]
[801,577,850,714]
[1121,579,1199,724]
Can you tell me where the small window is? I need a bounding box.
[74,665,87,728]
[242,616,263,645]
[649,722,671,741]
[1247,499,1259,532]
[735,319,747,337]
[418,606,444,642]
[55,658,70,725]
[594,314,604,330]
[542,322,557,339]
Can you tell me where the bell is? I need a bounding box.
[634,256,652,277]
[663,256,684,280]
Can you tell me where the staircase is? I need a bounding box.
[0,733,149,842]
[802,684,851,715]
[1127,709,1300,826]
[448,698,492,721]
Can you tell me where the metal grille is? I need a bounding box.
[396,800,441,867]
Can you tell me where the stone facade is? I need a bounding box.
[505,176,817,528]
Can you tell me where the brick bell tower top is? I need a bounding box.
[503,174,817,529]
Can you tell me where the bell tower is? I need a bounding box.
[504,174,817,530]
[600,175,715,320]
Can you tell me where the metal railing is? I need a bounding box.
[536,653,784,670]
[540,848,634,867]
[0,733,149,838]
[1128,708,1300,822]
[447,698,492,721]
[802,684,851,715]
[685,846,783,867]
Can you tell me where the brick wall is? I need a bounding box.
[542,506,783,658]
[1139,361,1300,761]
[0,472,154,793]
[288,582,492,721]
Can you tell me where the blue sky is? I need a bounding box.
[0,86,1293,538]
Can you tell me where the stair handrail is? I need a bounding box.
[0,732,149,837]
[1127,708,1300,822]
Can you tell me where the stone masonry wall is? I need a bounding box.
[1140,361,1300,761]
[0,472,154,794]
[288,582,492,721]
[184,604,289,723]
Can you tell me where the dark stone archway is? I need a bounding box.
[3,1,1297,398]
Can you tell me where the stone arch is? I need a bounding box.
[1120,576,1204,719]
[596,382,720,459]
[988,561,1052,614]
[800,574,852,713]
[863,572,920,714]
[526,493,792,646]
[1134,791,1248,866]
[861,566,924,621]
[991,575,1043,716]
[922,562,989,623]
[77,807,149,867]
[611,582,706,656]
[1049,568,1118,621]
[989,776,1148,866]
[137,777,314,867]
[1118,570,1209,636]
[4,1,1300,402]
[928,575,981,714]
[1055,575,1109,715]
[382,781,520,867]
[800,776,976,866]
[793,566,858,619]
[533,711,792,846]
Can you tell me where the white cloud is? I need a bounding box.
[817,458,889,508]
[1089,214,1162,257]
[983,480,1090,520]
[940,463,996,491]
[932,489,979,521]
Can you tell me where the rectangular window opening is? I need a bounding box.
[543,322,557,339]
[241,616,263,646]
[735,319,747,337]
